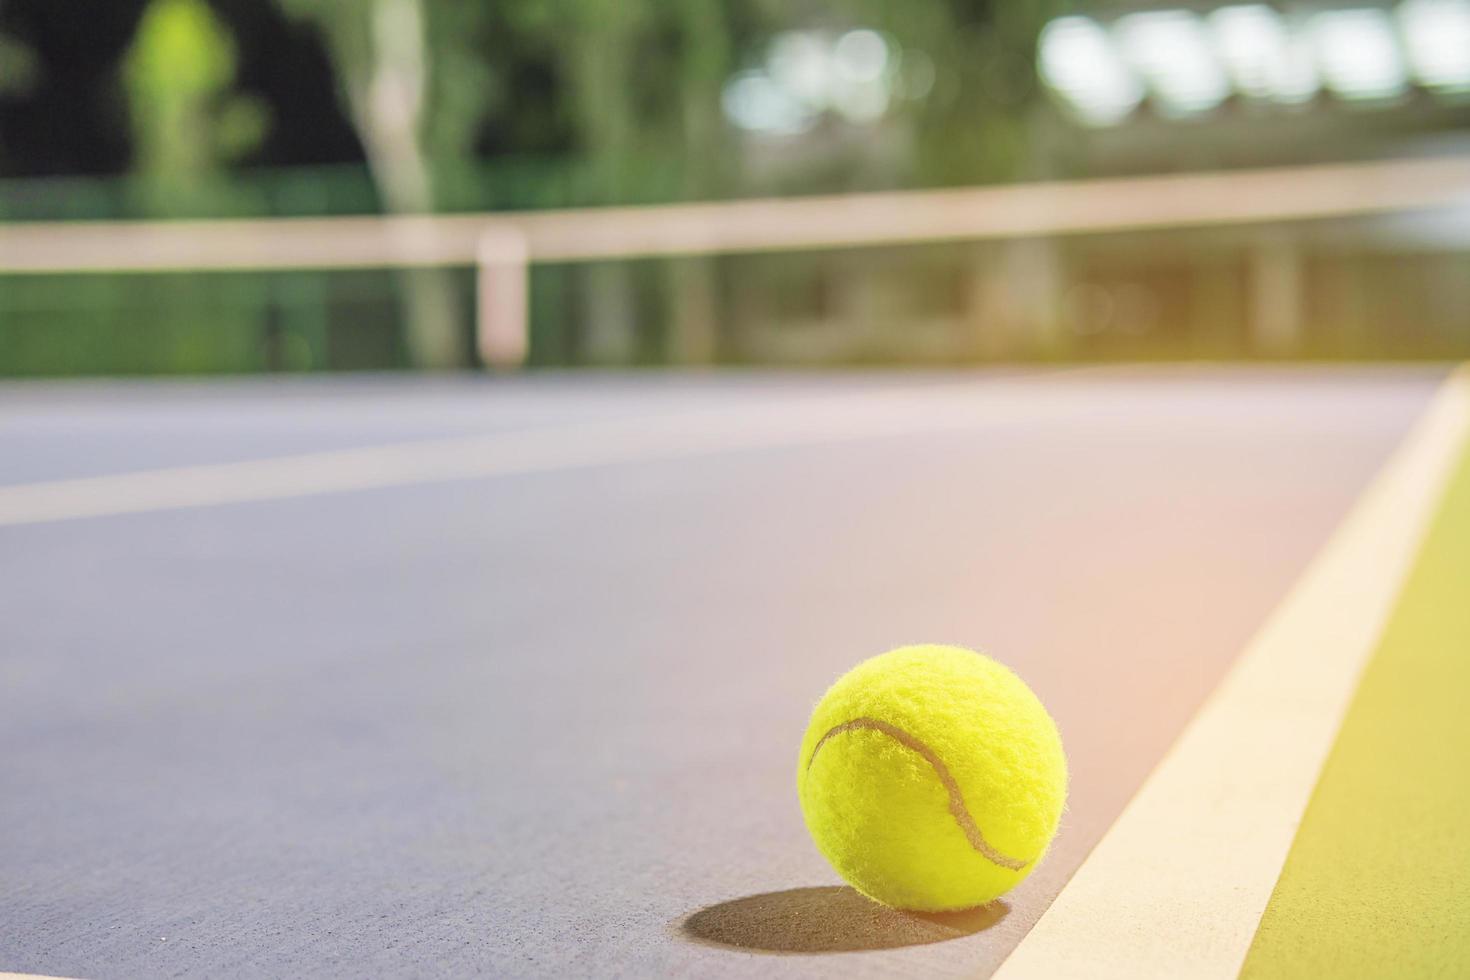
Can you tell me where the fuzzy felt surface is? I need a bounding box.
[798,645,1067,912]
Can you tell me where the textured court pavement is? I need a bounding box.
[0,367,1445,978]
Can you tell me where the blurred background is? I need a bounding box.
[1,0,1469,376]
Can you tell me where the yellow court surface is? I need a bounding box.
[1241,390,1470,978]
[999,367,1470,979]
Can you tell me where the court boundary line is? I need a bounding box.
[993,365,1470,980]
[0,383,1114,527]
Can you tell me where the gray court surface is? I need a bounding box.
[0,367,1445,979]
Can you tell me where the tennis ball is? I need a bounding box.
[798,644,1066,911]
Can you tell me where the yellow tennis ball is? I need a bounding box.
[798,644,1067,911]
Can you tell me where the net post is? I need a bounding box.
[476,225,530,369]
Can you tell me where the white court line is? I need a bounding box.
[0,387,1109,528]
[995,366,1470,980]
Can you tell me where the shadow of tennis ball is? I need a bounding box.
[679,886,1008,954]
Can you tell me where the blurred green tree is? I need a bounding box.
[530,0,743,360]
[269,0,464,367]
[2,0,1064,372]
[125,0,268,210]
[271,0,764,365]
[109,0,275,374]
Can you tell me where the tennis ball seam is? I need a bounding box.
[805,716,1031,872]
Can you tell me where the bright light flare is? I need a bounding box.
[1399,0,1470,93]
[721,71,815,136]
[1038,16,1145,126]
[1114,10,1232,117]
[1310,8,1409,101]
[1209,5,1320,104]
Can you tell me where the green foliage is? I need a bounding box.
[3,0,1074,375]
[125,0,269,189]
[259,1,1060,200]
[129,0,232,97]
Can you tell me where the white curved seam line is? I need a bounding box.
[806,716,1031,872]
